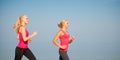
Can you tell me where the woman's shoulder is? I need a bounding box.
[57,30,65,36]
[58,30,64,33]
[19,26,26,32]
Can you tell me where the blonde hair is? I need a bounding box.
[57,20,67,28]
[13,15,25,33]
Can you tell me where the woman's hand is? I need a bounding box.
[32,32,38,37]
[60,45,67,49]
[28,39,32,42]
[71,36,75,41]
[69,36,75,44]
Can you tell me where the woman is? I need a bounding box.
[13,15,38,60]
[53,20,75,60]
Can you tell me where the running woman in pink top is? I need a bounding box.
[13,14,38,60]
[53,20,75,60]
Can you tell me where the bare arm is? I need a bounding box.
[16,34,19,40]
[53,31,61,47]
[16,33,32,42]
[21,27,38,41]
[53,31,66,49]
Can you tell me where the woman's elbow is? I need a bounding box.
[52,40,55,44]
[53,40,56,44]
[23,38,28,42]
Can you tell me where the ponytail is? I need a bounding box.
[13,16,22,33]
[58,22,63,28]
[57,20,67,28]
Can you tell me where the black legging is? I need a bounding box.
[59,51,69,60]
[14,47,36,60]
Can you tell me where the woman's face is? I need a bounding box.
[63,21,69,28]
[22,15,29,24]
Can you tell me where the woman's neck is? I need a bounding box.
[21,22,26,27]
[61,27,67,31]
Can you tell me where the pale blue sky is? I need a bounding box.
[0,0,120,60]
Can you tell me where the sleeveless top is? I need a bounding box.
[17,28,29,48]
[59,30,70,51]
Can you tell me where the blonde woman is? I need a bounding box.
[13,15,38,60]
[53,20,75,60]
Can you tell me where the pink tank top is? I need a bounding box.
[17,29,29,48]
[59,30,70,51]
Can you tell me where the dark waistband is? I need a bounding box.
[16,46,28,49]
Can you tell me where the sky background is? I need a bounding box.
[0,0,120,60]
